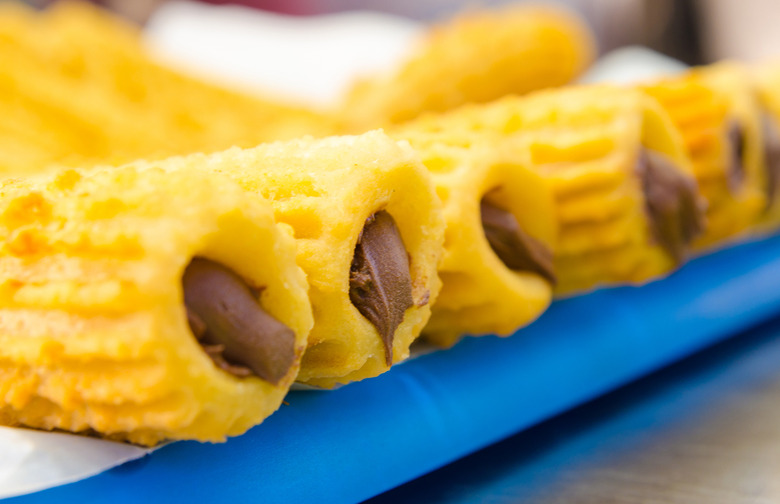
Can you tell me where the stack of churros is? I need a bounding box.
[4,0,780,450]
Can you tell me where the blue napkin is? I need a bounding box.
[11,235,780,504]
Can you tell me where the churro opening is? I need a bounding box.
[183,257,296,384]
[480,195,556,284]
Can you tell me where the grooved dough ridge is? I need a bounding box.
[0,166,312,445]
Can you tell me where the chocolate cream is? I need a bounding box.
[349,211,414,366]
[637,150,705,262]
[762,114,780,208]
[183,257,296,384]
[728,121,747,193]
[480,199,556,284]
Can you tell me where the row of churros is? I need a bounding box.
[2,1,780,448]
[398,62,780,294]
[0,0,595,446]
[0,132,445,445]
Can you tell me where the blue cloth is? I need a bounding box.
[369,288,780,503]
[11,235,780,504]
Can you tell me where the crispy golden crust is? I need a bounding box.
[0,167,312,445]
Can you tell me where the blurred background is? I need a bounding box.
[14,0,780,65]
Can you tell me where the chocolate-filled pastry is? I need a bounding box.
[158,131,445,388]
[388,131,557,346]
[399,85,706,294]
[748,63,780,232]
[642,62,765,249]
[0,167,312,445]
[340,4,595,131]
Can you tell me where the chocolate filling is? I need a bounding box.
[637,149,704,263]
[762,113,780,208]
[480,199,556,284]
[183,257,296,384]
[728,121,747,193]
[349,211,414,366]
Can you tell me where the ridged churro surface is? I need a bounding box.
[0,167,312,445]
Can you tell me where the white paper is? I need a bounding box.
[578,45,687,85]
[0,427,152,499]
[144,1,423,107]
